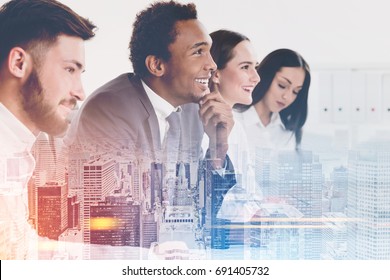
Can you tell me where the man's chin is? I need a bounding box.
[40,120,69,138]
[52,128,68,138]
[192,90,209,103]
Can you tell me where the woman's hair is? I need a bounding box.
[209,29,251,106]
[238,48,311,147]
[209,29,249,70]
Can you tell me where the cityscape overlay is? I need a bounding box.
[1,132,388,260]
[1,69,390,260]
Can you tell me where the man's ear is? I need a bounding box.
[145,55,165,77]
[8,47,29,78]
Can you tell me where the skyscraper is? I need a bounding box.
[142,213,158,250]
[172,162,192,206]
[321,212,347,260]
[330,166,348,212]
[67,194,80,229]
[202,159,236,251]
[347,141,390,259]
[89,195,141,259]
[82,157,117,259]
[250,203,303,260]
[150,162,163,208]
[274,150,323,259]
[30,134,66,228]
[37,181,68,240]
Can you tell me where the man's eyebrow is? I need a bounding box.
[238,61,257,65]
[189,41,209,49]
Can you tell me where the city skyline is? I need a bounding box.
[9,131,389,260]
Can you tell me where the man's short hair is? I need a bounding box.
[0,0,96,65]
[129,0,197,78]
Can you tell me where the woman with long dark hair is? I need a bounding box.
[236,49,311,151]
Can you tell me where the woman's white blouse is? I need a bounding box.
[202,112,263,222]
[234,106,296,154]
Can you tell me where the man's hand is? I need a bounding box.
[199,83,234,169]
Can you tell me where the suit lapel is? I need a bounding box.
[128,74,161,160]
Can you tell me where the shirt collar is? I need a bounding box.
[141,80,181,120]
[242,106,286,129]
[0,102,36,150]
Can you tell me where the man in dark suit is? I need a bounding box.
[65,1,235,256]
[67,2,233,168]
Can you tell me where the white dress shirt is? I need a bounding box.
[0,102,37,259]
[202,118,249,174]
[142,80,181,145]
[212,107,297,222]
[143,80,228,179]
[235,106,296,154]
[209,111,263,222]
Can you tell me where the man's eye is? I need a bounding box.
[193,49,203,55]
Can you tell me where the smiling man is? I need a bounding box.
[68,1,234,165]
[66,1,235,253]
[0,0,96,259]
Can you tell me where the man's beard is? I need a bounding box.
[21,68,71,137]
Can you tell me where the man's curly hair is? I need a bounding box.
[129,1,197,78]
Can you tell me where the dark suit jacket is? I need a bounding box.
[66,73,236,247]
[67,73,204,163]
